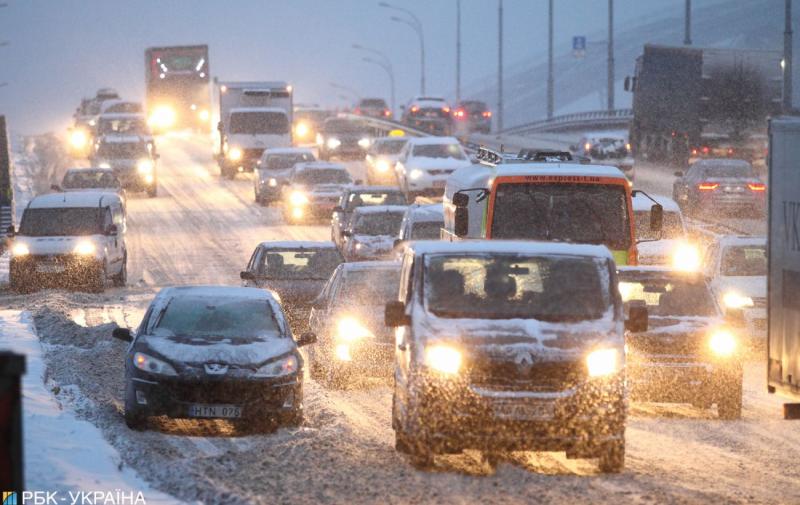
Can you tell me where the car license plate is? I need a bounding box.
[493,400,554,421]
[187,404,242,419]
[36,263,65,273]
[432,180,447,188]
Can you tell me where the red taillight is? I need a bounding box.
[727,148,734,155]
[454,109,465,119]
[748,182,766,192]
[702,146,710,154]
[384,109,391,117]
[698,182,719,191]
[354,107,361,115]
[482,111,492,118]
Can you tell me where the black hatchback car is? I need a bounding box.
[113,285,316,431]
[317,118,372,160]
[672,159,766,217]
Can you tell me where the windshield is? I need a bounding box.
[372,139,407,155]
[98,118,147,135]
[634,210,683,241]
[264,153,314,170]
[62,171,118,189]
[721,245,767,276]
[260,249,342,280]
[360,99,387,108]
[353,212,404,236]
[19,208,102,236]
[293,169,352,186]
[335,268,401,306]
[424,254,611,321]
[323,119,368,134]
[619,277,717,317]
[155,297,279,340]
[702,164,754,178]
[229,111,289,135]
[410,221,444,240]
[492,183,632,250]
[412,143,466,160]
[96,142,149,159]
[346,191,405,210]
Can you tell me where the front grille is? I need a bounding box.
[469,358,586,392]
[163,379,273,404]
[243,148,265,160]
[427,169,454,176]
[627,332,704,356]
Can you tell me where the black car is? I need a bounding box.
[452,100,491,134]
[114,286,316,431]
[672,158,766,217]
[317,118,372,160]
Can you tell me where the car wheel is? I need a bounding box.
[281,408,304,428]
[598,438,625,473]
[124,398,148,431]
[147,184,157,198]
[718,379,743,420]
[111,256,127,287]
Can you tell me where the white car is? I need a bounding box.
[395,137,470,201]
[703,235,767,341]
[393,203,444,258]
[8,191,127,292]
[632,193,694,268]
[342,205,407,261]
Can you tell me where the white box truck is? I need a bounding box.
[767,116,800,417]
[214,81,293,179]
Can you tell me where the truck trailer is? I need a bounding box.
[144,45,211,132]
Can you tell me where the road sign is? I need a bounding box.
[573,36,586,59]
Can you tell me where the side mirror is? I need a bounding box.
[452,192,469,208]
[625,303,649,332]
[649,204,663,232]
[673,171,684,177]
[296,332,317,347]
[106,224,118,236]
[240,271,255,281]
[624,76,631,92]
[112,327,133,342]
[6,225,15,237]
[50,184,62,192]
[385,301,411,327]
[725,308,746,327]
[454,207,469,237]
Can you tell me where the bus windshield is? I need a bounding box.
[491,183,631,250]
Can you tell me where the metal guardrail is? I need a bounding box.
[340,114,433,138]
[502,108,633,136]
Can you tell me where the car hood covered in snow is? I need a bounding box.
[406,156,471,171]
[143,330,296,367]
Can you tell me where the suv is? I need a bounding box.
[385,241,639,472]
[92,135,158,197]
[254,147,316,205]
[452,100,491,134]
[402,97,453,136]
[354,98,391,119]
[8,192,127,292]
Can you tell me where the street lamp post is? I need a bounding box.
[684,0,692,45]
[498,0,504,132]
[785,0,793,112]
[547,0,554,119]
[607,0,615,112]
[379,2,426,95]
[352,44,396,116]
[456,0,462,104]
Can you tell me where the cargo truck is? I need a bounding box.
[144,45,211,132]
[626,44,782,166]
[213,81,293,179]
[767,116,800,418]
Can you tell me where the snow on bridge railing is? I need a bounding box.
[502,108,633,136]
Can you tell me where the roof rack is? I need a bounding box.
[476,146,585,166]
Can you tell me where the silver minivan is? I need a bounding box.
[8,191,127,292]
[385,240,644,473]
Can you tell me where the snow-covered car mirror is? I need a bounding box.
[296,332,317,347]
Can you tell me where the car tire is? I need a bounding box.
[282,408,304,428]
[124,398,147,431]
[718,379,743,420]
[111,256,127,287]
[598,438,625,473]
[147,185,157,198]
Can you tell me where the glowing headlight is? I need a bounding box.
[337,317,372,342]
[73,241,96,256]
[134,352,177,376]
[358,137,371,148]
[227,147,243,161]
[672,242,701,272]
[98,162,111,169]
[268,178,278,187]
[335,344,352,361]
[723,290,754,309]
[69,130,88,149]
[254,355,299,377]
[198,109,210,122]
[137,159,154,174]
[586,348,619,377]
[376,160,390,173]
[11,243,29,256]
[147,105,176,129]
[295,122,309,138]
[409,169,423,180]
[289,191,309,206]
[709,329,737,357]
[327,138,341,149]
[425,345,462,375]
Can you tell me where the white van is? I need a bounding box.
[385,240,642,472]
[8,192,127,292]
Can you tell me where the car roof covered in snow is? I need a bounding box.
[694,158,752,168]
[28,191,123,209]
[406,136,461,146]
[717,235,766,248]
[352,205,408,216]
[407,240,614,260]
[155,285,278,302]
[407,203,444,222]
[347,185,403,194]
[258,240,338,250]
[342,261,401,273]
[632,193,681,212]
[294,161,348,172]
[263,147,315,156]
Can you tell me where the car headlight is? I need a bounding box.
[227,147,243,161]
[295,122,309,138]
[354,242,363,251]
[268,177,278,187]
[327,137,341,149]
[586,348,619,377]
[671,242,701,272]
[723,290,754,309]
[425,345,462,375]
[11,242,29,256]
[358,137,371,148]
[73,240,96,256]
[133,352,177,376]
[337,317,372,342]
[137,159,154,174]
[98,162,111,169]
[376,160,390,173]
[409,168,423,180]
[147,105,176,129]
[254,355,299,377]
[335,344,352,361]
[709,329,737,357]
[289,191,309,206]
[198,109,210,122]
[69,130,88,149]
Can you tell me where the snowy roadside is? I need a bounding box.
[0,310,179,503]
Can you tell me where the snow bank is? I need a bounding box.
[0,310,177,502]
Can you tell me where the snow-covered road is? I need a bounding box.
[5,134,798,504]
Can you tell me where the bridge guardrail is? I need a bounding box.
[502,108,633,136]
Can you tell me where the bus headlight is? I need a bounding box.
[227,147,243,161]
[723,290,754,309]
[709,329,737,357]
[586,348,619,377]
[137,159,154,174]
[11,243,29,256]
[672,242,701,272]
[148,105,176,129]
[425,345,462,375]
[73,240,96,256]
[289,191,308,206]
[295,122,310,138]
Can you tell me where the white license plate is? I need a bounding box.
[36,263,65,273]
[187,404,242,419]
[493,400,554,421]
[432,180,447,188]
